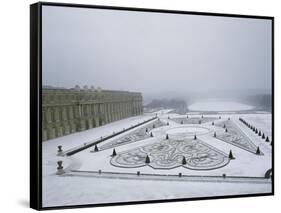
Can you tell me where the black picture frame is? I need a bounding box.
[30,1,274,210]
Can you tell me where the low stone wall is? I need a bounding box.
[66,116,157,156]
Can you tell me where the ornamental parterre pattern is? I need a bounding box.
[171,117,218,125]
[110,138,230,170]
[215,120,261,154]
[99,120,166,150]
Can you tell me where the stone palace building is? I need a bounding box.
[42,86,143,141]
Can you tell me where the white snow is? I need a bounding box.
[43,114,155,154]
[43,176,271,207]
[166,126,210,137]
[42,109,272,207]
[188,100,254,111]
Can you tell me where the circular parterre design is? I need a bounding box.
[110,138,230,170]
[166,126,210,138]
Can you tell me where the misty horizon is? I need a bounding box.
[42,6,272,102]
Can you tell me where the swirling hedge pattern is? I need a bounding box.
[215,120,260,154]
[111,138,229,170]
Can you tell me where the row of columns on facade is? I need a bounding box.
[43,101,142,124]
[43,101,143,141]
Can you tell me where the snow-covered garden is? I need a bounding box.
[42,102,272,207]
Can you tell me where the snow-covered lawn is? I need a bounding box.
[42,110,272,207]
[241,114,272,141]
[43,176,271,207]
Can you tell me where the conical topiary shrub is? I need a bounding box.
[166,134,169,140]
[229,150,234,159]
[223,124,226,128]
[262,133,265,139]
[214,132,216,137]
[194,135,197,140]
[182,156,187,165]
[255,129,258,134]
[112,148,117,157]
[256,146,261,155]
[266,136,270,142]
[225,128,228,133]
[145,155,150,164]
[150,132,153,137]
[258,130,261,136]
[94,144,99,152]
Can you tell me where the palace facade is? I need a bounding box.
[42,86,143,141]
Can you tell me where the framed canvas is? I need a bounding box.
[30,2,274,210]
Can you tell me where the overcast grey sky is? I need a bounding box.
[42,5,272,98]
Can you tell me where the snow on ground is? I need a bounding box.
[153,109,174,114]
[166,126,209,137]
[188,100,254,111]
[43,175,271,207]
[43,114,154,155]
[241,114,272,140]
[42,108,272,207]
[73,117,271,177]
[42,115,155,186]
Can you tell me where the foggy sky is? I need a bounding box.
[42,5,272,99]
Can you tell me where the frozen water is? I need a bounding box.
[188,101,254,111]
